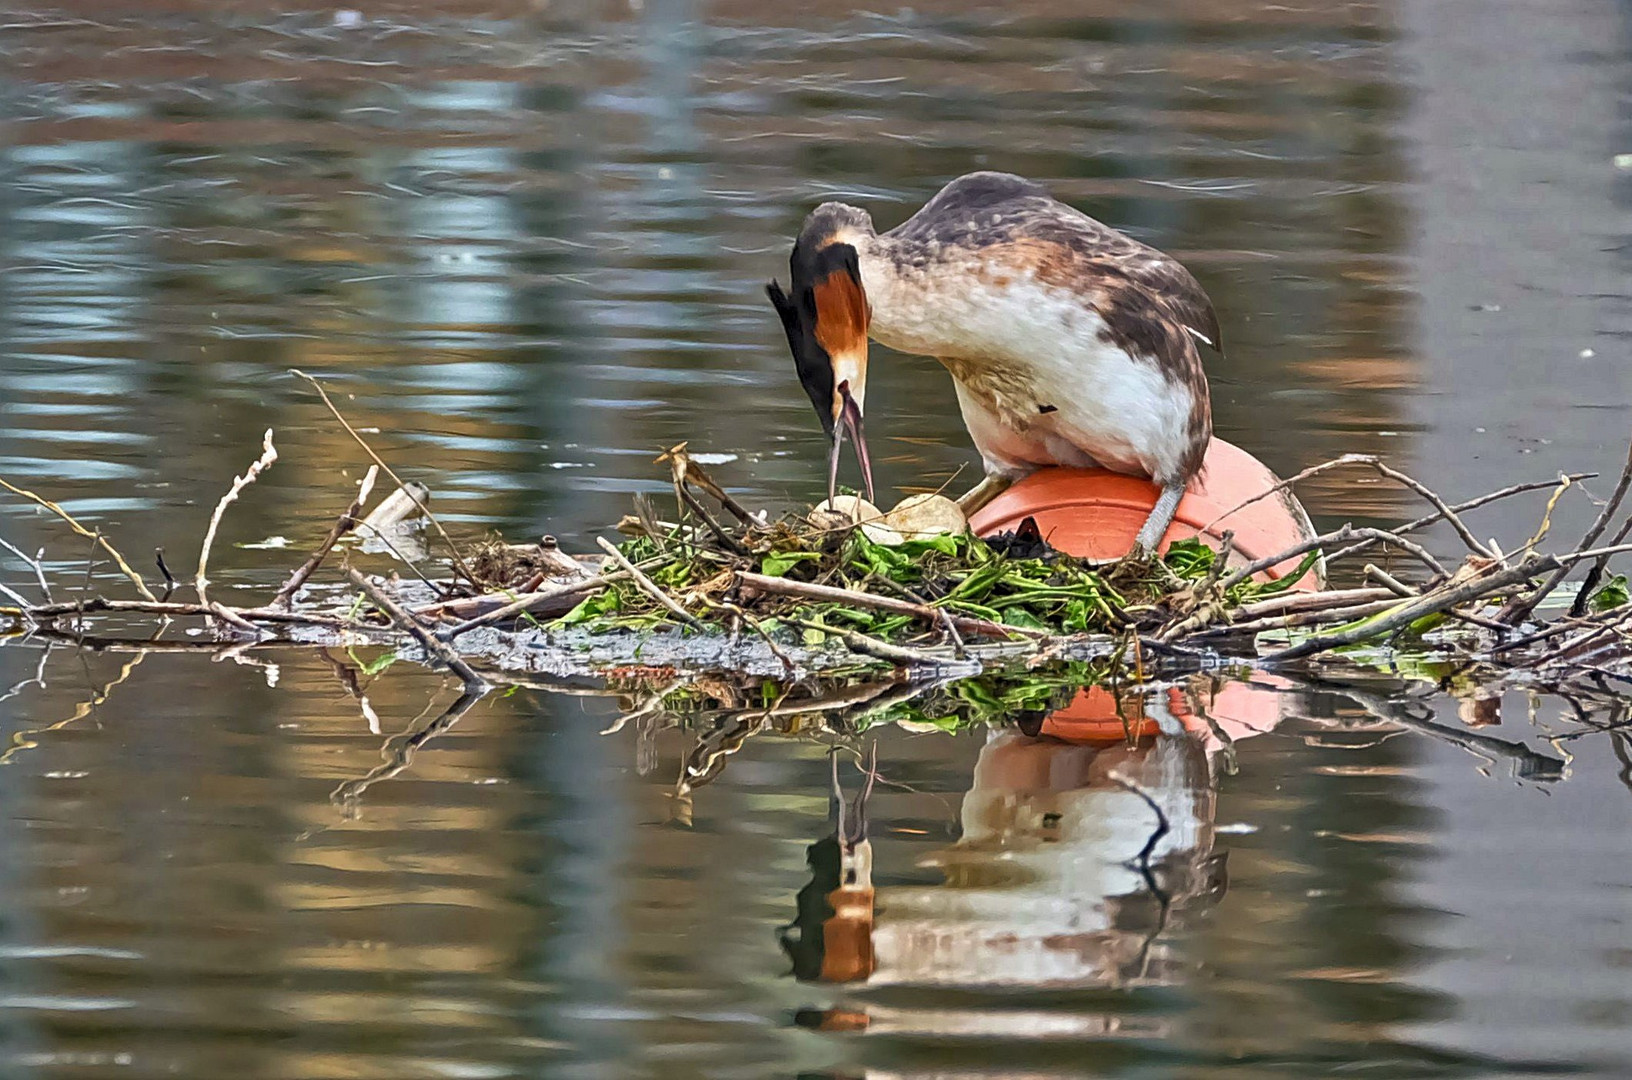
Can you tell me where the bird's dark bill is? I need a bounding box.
[826,384,874,504]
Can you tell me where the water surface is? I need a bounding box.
[3,1,1632,1076]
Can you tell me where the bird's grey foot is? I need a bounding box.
[956,474,1015,517]
[1128,482,1187,562]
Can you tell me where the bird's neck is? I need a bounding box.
[853,234,927,350]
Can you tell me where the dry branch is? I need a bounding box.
[290,369,478,586]
[345,567,488,689]
[1504,437,1632,624]
[1263,555,1558,663]
[0,475,156,600]
[1218,524,1445,592]
[597,537,701,628]
[196,428,278,611]
[1324,474,1596,564]
[0,536,50,602]
[273,465,378,608]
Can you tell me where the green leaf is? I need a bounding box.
[554,589,621,626]
[1062,598,1091,633]
[1164,536,1215,577]
[1591,574,1629,612]
[999,607,1049,630]
[761,550,819,577]
[900,533,965,558]
[801,627,827,646]
[946,563,1007,603]
[359,651,398,677]
[1245,549,1323,597]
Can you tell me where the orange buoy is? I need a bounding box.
[968,437,1320,590]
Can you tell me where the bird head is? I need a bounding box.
[766,202,875,504]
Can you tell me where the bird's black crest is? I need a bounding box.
[766,239,862,436]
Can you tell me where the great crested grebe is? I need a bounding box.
[768,171,1217,559]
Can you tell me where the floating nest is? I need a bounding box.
[6,377,1632,699]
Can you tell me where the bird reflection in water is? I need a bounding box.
[782,680,1284,1036]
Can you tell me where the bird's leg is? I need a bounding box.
[956,474,1014,517]
[1130,481,1186,561]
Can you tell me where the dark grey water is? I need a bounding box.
[3,1,1632,1077]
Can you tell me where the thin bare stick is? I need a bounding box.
[1364,564,1417,598]
[349,520,448,597]
[1505,437,1632,624]
[1200,455,1369,534]
[1365,458,1495,560]
[1203,453,1495,560]
[1559,541,1632,565]
[345,567,487,689]
[1233,587,1397,620]
[209,602,263,635]
[290,369,478,586]
[0,537,50,602]
[735,570,1045,640]
[13,596,363,629]
[1325,474,1597,564]
[272,465,378,608]
[699,596,796,673]
[1490,604,1632,656]
[1572,509,1632,618]
[196,429,278,611]
[1190,598,1406,640]
[1218,525,1445,593]
[154,548,176,594]
[656,443,757,526]
[674,477,750,555]
[0,476,156,601]
[438,572,624,639]
[596,537,699,627]
[1262,555,1558,663]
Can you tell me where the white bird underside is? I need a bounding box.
[866,273,1197,484]
[837,172,1215,492]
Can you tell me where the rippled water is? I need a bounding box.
[3,0,1632,1076]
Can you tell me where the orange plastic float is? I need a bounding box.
[966,436,1319,746]
[968,436,1319,589]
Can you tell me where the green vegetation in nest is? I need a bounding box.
[552,518,1318,644]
